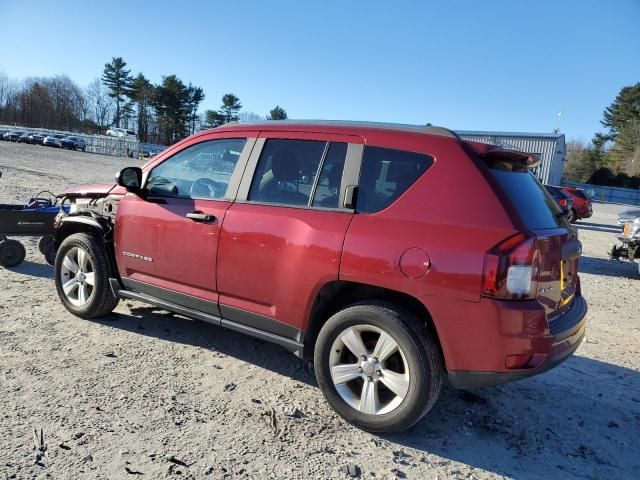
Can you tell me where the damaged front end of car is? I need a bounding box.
[609,208,640,275]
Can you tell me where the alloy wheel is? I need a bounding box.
[329,324,410,415]
[59,247,95,306]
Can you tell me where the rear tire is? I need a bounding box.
[55,233,119,318]
[314,302,443,433]
[0,239,27,267]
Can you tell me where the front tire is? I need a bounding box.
[314,302,443,433]
[55,233,119,318]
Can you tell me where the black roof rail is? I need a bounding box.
[215,119,461,140]
[422,125,461,140]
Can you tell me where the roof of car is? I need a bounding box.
[212,120,461,140]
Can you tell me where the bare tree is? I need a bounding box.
[0,70,8,110]
[239,111,264,122]
[87,78,114,134]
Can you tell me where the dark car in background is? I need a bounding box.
[4,131,24,142]
[17,132,32,143]
[561,186,593,222]
[60,136,87,151]
[0,129,9,140]
[43,134,64,148]
[27,132,47,145]
[544,185,573,219]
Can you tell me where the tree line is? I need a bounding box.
[564,82,640,188]
[0,57,287,146]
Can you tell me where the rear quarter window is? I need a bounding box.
[357,146,433,213]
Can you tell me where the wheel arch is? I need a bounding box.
[55,216,119,279]
[303,280,446,368]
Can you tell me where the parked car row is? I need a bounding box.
[106,127,138,140]
[0,129,87,151]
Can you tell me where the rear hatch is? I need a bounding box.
[468,142,582,318]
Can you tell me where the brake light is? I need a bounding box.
[482,233,539,299]
[558,199,567,207]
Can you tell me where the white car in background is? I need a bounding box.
[106,127,137,140]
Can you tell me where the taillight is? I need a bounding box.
[558,199,567,207]
[482,233,539,300]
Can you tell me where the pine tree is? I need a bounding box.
[267,105,287,120]
[186,84,205,134]
[101,57,132,128]
[128,73,153,141]
[152,75,190,145]
[219,93,242,123]
[600,83,640,174]
[203,109,225,129]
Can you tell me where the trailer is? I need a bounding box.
[0,171,68,267]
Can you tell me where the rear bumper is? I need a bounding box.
[447,295,587,390]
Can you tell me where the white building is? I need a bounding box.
[457,131,566,185]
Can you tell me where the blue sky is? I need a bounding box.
[1,0,639,141]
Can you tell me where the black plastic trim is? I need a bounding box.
[220,319,303,356]
[57,215,109,238]
[111,281,304,355]
[118,288,222,325]
[121,278,221,316]
[561,239,582,261]
[219,304,302,341]
[548,294,587,340]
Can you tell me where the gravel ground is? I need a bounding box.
[1,142,639,480]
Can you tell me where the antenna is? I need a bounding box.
[555,110,563,133]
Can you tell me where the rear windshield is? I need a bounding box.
[488,167,565,229]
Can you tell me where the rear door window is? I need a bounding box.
[311,143,348,208]
[357,146,433,213]
[248,139,348,208]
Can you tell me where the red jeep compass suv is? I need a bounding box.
[53,121,587,432]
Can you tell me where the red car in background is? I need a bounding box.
[561,186,593,222]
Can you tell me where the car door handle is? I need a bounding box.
[186,212,216,222]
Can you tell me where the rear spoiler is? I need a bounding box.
[464,140,540,169]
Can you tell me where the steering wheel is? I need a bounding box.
[190,178,226,199]
[27,190,57,208]
[147,176,179,196]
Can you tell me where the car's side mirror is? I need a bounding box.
[115,167,143,193]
